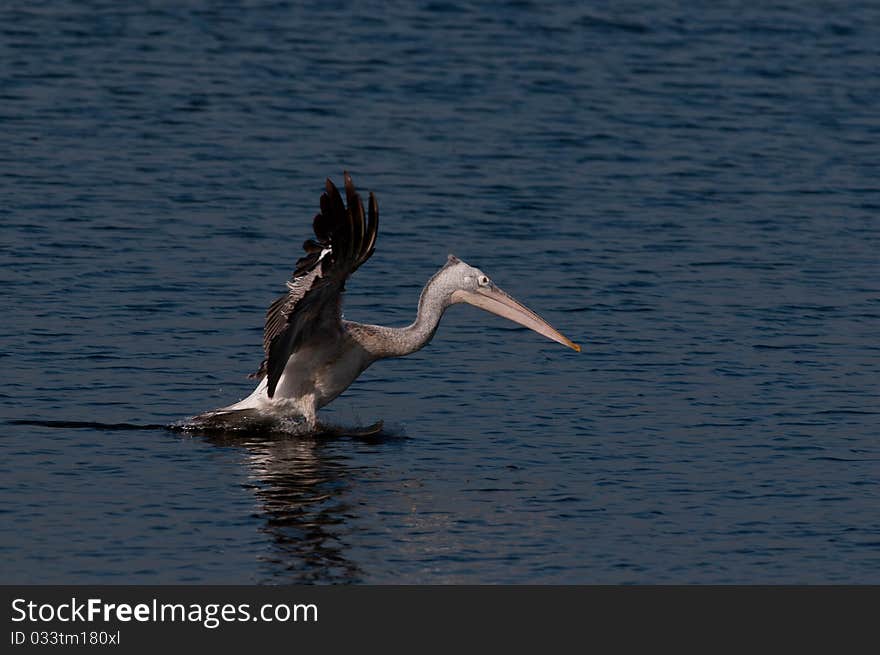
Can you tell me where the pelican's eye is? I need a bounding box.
[478,275,490,286]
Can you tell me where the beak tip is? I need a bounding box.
[572,343,582,353]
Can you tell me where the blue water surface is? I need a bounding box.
[1,1,878,583]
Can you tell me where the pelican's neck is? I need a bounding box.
[403,277,452,354]
[364,272,452,359]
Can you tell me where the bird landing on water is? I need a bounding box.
[181,173,580,436]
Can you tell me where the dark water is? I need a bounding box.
[2,1,879,583]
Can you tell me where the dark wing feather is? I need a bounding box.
[250,172,379,397]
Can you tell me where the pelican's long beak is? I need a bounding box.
[451,285,581,352]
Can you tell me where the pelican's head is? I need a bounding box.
[439,254,581,352]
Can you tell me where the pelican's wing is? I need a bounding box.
[251,172,379,397]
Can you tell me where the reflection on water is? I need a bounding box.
[197,430,394,584]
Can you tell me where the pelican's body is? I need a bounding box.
[225,323,374,421]
[190,173,579,433]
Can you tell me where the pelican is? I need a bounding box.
[189,173,579,433]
